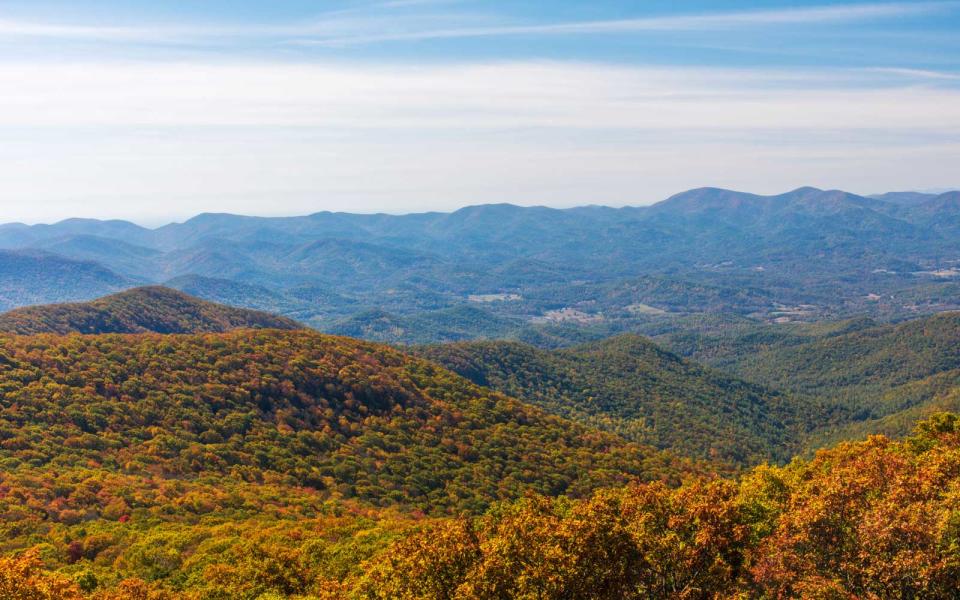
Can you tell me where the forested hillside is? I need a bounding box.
[658,314,880,370]
[0,327,707,596]
[658,311,960,450]
[0,330,691,515]
[732,311,960,401]
[0,287,303,334]
[417,335,805,465]
[8,410,960,599]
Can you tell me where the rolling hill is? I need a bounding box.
[416,334,804,465]
[0,327,700,596]
[0,286,303,334]
[0,329,697,514]
[705,311,960,445]
[330,305,525,345]
[732,311,960,403]
[163,274,307,314]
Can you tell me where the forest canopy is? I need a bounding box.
[3,413,960,598]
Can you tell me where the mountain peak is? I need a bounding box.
[0,286,303,335]
[784,186,825,196]
[652,187,766,213]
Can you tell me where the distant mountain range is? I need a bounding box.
[0,249,133,311]
[2,186,959,343]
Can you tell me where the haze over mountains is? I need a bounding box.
[2,186,959,343]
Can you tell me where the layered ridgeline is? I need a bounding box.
[0,286,302,334]
[416,335,805,466]
[0,327,703,596]
[727,311,960,446]
[2,187,960,341]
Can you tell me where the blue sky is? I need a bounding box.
[0,1,958,223]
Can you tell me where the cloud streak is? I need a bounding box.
[1,61,957,130]
[295,1,959,46]
[0,2,954,46]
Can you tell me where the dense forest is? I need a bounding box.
[416,335,803,465]
[663,312,960,447]
[362,414,960,599]
[0,327,715,597]
[0,330,695,513]
[5,413,960,598]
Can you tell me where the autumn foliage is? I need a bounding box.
[2,328,960,598]
[361,413,960,599]
[11,413,956,598]
[0,550,83,600]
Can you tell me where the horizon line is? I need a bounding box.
[2,185,957,229]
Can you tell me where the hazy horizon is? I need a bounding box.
[2,0,959,223]
[0,184,956,228]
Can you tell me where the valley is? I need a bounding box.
[7,0,960,594]
[3,189,960,598]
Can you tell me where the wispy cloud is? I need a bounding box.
[0,2,954,46]
[2,61,958,130]
[296,1,959,46]
[0,19,157,41]
[864,66,960,80]
[0,2,957,222]
[0,4,481,43]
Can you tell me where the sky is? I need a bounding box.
[0,1,959,224]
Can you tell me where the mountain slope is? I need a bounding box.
[724,311,960,440]
[330,306,524,344]
[0,329,698,515]
[164,274,309,314]
[734,312,960,401]
[0,286,303,334]
[27,234,162,279]
[416,334,803,465]
[646,187,930,261]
